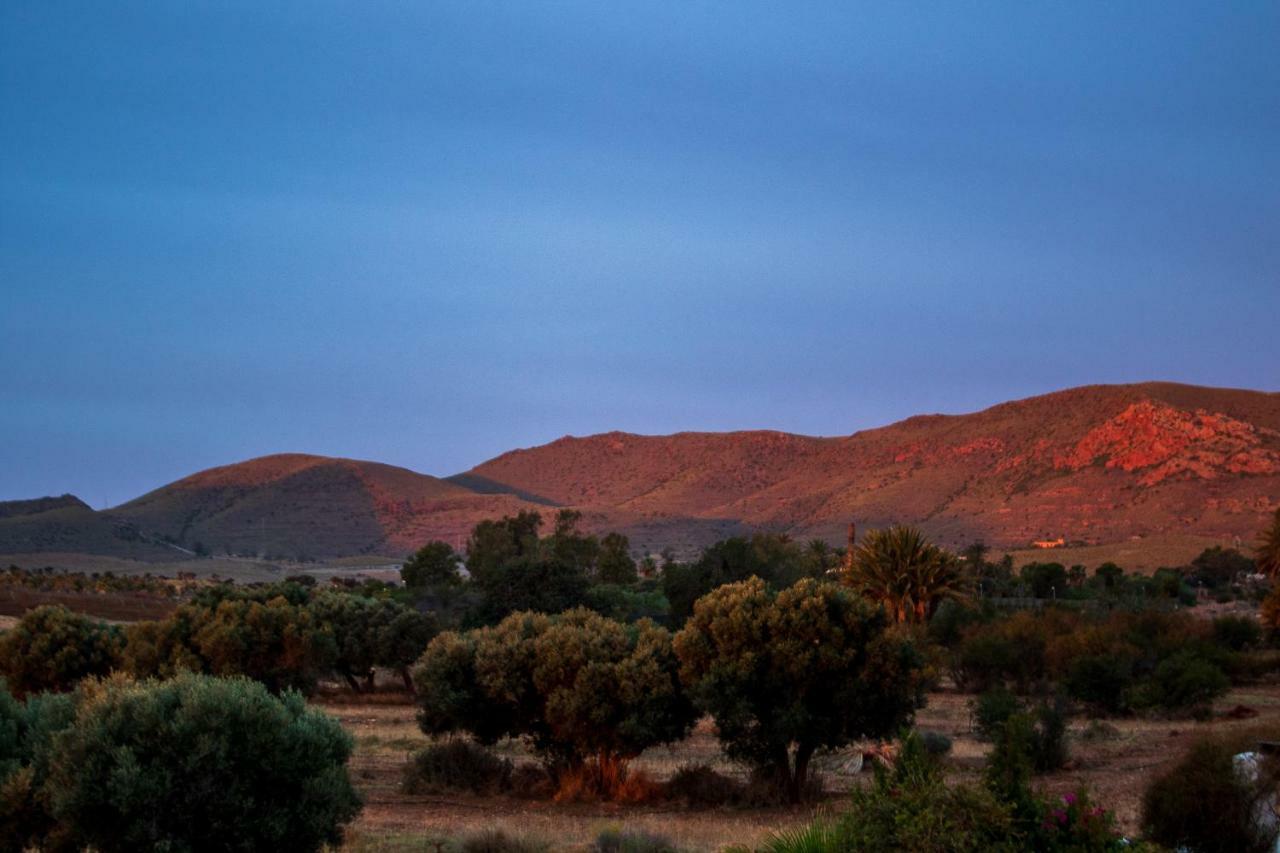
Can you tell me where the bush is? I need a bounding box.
[919,729,953,757]
[44,673,361,852]
[1213,615,1262,652]
[1063,651,1134,715]
[0,606,122,697]
[1143,738,1278,853]
[460,829,551,853]
[972,687,1022,740]
[1131,649,1229,716]
[663,763,743,807]
[593,827,679,853]
[820,731,1017,852]
[402,739,513,795]
[984,698,1069,777]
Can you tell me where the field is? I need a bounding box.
[323,681,1280,851]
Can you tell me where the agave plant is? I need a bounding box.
[845,525,966,623]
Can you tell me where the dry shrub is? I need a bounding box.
[553,759,660,803]
[459,829,550,853]
[593,827,680,853]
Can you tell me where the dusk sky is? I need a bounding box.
[2,2,1278,505]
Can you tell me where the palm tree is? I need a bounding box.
[1258,508,1280,577]
[844,525,966,623]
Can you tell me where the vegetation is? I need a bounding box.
[0,673,360,852]
[0,605,122,697]
[673,577,924,801]
[402,739,513,795]
[1143,738,1280,853]
[1258,507,1280,577]
[413,608,694,798]
[845,525,966,623]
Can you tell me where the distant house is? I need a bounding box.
[1032,537,1066,549]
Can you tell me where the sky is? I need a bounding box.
[2,2,1278,505]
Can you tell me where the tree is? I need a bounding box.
[43,674,361,852]
[596,532,637,584]
[401,541,462,588]
[1257,508,1280,577]
[0,685,76,850]
[0,606,122,697]
[466,512,543,583]
[1188,546,1255,589]
[469,554,590,625]
[674,578,924,801]
[413,609,694,796]
[845,526,966,623]
[309,593,437,691]
[1019,562,1068,599]
[125,596,337,694]
[662,534,809,625]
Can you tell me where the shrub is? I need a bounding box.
[593,828,679,853]
[1143,738,1278,853]
[43,673,361,852]
[1063,651,1134,715]
[460,829,551,853]
[919,729,953,757]
[0,683,76,850]
[1213,615,1262,652]
[663,763,742,807]
[1131,649,1229,716]
[674,578,924,802]
[823,731,1017,852]
[402,739,513,795]
[0,606,122,697]
[972,686,1022,740]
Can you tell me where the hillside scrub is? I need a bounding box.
[673,577,924,802]
[413,608,695,799]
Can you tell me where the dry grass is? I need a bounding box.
[324,682,1280,851]
[1003,532,1230,574]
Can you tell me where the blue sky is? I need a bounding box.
[2,2,1278,504]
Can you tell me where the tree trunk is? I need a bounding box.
[789,743,816,803]
[341,669,363,693]
[363,669,377,692]
[399,666,414,694]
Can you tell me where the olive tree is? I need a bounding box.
[0,606,122,697]
[673,577,924,801]
[43,673,361,852]
[310,592,436,691]
[413,608,694,792]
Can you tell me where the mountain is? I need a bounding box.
[460,383,1280,552]
[104,454,539,558]
[2,382,1277,563]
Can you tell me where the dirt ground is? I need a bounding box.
[323,681,1280,851]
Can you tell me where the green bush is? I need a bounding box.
[920,729,953,757]
[460,829,551,853]
[44,673,361,852]
[1143,738,1278,853]
[402,739,513,795]
[1131,649,1229,716]
[972,687,1021,740]
[1063,651,1134,714]
[792,731,1018,852]
[0,606,122,697]
[1213,615,1262,652]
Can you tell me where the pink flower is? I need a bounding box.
[1063,792,1078,806]
[1053,809,1068,825]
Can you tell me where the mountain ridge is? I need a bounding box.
[2,382,1276,560]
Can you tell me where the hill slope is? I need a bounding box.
[4,382,1276,562]
[106,454,540,558]
[462,383,1280,551]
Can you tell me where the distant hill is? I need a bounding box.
[105,454,539,558]
[462,382,1280,553]
[3,383,1276,562]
